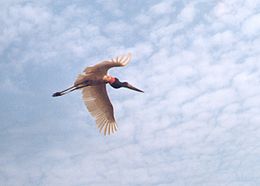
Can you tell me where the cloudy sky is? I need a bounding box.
[1,0,260,185]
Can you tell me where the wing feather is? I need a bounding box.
[82,84,117,135]
[83,53,132,76]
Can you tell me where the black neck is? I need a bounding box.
[110,78,125,89]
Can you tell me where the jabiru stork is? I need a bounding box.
[52,53,143,135]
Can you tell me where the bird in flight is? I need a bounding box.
[52,53,143,135]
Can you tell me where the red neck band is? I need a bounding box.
[108,77,116,84]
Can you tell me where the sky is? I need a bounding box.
[1,0,260,185]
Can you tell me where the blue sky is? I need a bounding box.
[1,0,260,185]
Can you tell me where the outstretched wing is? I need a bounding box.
[83,53,132,76]
[82,84,117,135]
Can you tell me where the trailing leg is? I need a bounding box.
[52,85,86,97]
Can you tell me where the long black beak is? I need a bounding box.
[125,83,144,93]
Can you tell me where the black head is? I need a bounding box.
[109,78,144,93]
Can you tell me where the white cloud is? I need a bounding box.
[210,30,236,46]
[211,0,255,27]
[135,14,151,25]
[97,0,123,16]
[177,2,196,23]
[242,13,260,36]
[105,20,132,35]
[149,1,174,15]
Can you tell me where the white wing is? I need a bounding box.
[83,53,132,76]
[82,84,117,135]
